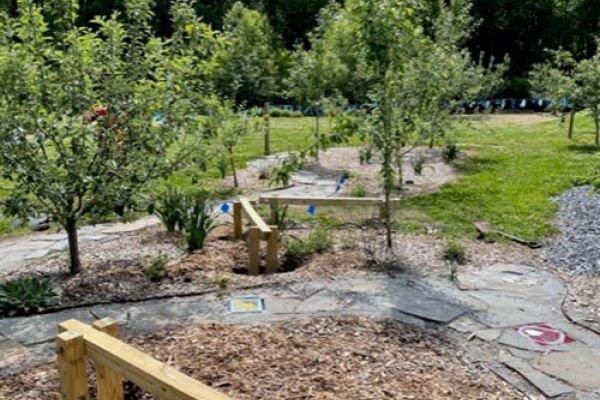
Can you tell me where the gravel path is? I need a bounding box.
[545,186,600,276]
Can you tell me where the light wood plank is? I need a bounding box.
[266,226,279,274]
[92,318,124,400]
[248,227,261,276]
[59,320,230,400]
[56,330,89,400]
[261,196,401,207]
[240,198,271,233]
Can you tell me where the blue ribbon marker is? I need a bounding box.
[220,202,230,214]
[307,204,316,216]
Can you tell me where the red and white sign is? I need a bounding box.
[513,323,575,346]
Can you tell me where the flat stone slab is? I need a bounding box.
[500,352,574,398]
[532,350,600,389]
[448,315,487,333]
[0,336,27,369]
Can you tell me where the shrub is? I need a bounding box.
[443,240,468,265]
[0,277,59,316]
[351,183,367,197]
[359,147,374,164]
[144,253,169,282]
[284,226,333,258]
[442,141,460,163]
[216,157,229,180]
[183,191,218,252]
[152,185,186,233]
[412,154,426,176]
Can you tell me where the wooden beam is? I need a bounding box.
[56,330,89,400]
[59,320,230,400]
[248,227,261,276]
[240,198,271,234]
[92,318,124,400]
[265,226,279,274]
[260,196,401,207]
[233,201,242,239]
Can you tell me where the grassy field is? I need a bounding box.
[1,114,598,242]
[397,114,599,241]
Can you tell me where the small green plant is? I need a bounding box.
[183,191,218,252]
[152,185,186,233]
[216,157,229,180]
[0,277,59,316]
[443,240,468,265]
[270,152,306,187]
[359,147,374,164]
[442,141,460,163]
[412,154,426,176]
[213,277,230,297]
[351,182,367,197]
[447,260,458,282]
[144,253,169,282]
[284,226,333,258]
[270,205,289,232]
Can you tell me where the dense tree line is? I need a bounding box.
[2,0,599,97]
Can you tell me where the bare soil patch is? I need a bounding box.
[0,316,520,400]
[459,113,558,125]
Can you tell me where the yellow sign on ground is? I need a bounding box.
[228,297,265,313]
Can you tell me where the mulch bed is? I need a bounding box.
[0,316,520,400]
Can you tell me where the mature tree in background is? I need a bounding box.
[214,1,285,155]
[0,0,216,274]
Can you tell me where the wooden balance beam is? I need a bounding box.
[258,195,402,219]
[233,197,278,275]
[57,318,230,400]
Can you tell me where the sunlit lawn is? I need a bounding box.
[1,114,598,243]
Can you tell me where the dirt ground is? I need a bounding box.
[458,113,558,125]
[0,316,521,400]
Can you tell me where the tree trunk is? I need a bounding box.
[263,101,270,156]
[230,154,239,188]
[66,217,82,274]
[594,108,600,146]
[396,155,403,189]
[568,108,575,140]
[315,110,320,161]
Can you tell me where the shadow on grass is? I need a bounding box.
[565,144,600,154]
[453,155,500,176]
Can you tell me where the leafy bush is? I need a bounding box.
[284,226,333,258]
[0,277,59,316]
[144,253,169,282]
[351,183,367,197]
[183,192,218,252]
[412,154,426,175]
[443,240,468,265]
[216,157,229,180]
[152,185,186,233]
[442,141,460,163]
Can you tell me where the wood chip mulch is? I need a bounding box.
[0,316,520,400]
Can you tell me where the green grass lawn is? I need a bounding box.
[396,114,600,241]
[1,114,598,243]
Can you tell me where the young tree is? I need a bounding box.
[202,101,260,189]
[0,0,216,274]
[214,2,284,156]
[574,52,600,146]
[530,50,578,139]
[328,0,494,248]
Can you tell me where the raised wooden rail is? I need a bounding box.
[56,318,230,400]
[233,197,278,275]
[259,195,402,218]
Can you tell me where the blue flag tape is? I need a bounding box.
[307,204,316,216]
[220,202,230,214]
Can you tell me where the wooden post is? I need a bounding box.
[248,227,261,276]
[266,226,279,274]
[233,201,242,239]
[263,101,271,156]
[56,331,89,400]
[92,318,124,400]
